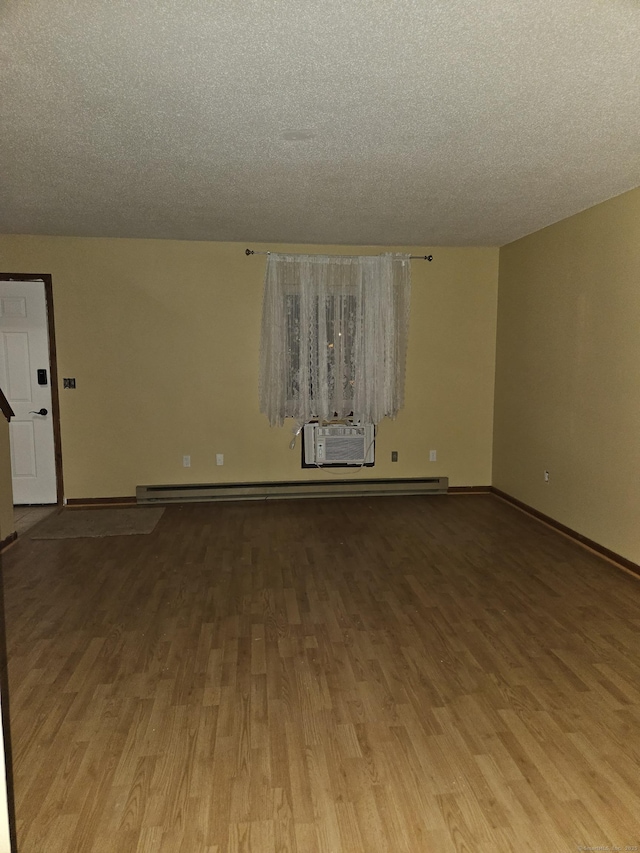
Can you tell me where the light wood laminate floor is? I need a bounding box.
[1,495,640,852]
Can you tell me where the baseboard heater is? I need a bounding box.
[136,477,449,505]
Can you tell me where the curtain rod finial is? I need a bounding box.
[245,248,254,255]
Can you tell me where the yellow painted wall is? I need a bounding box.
[0,415,13,544]
[494,187,640,565]
[0,237,499,499]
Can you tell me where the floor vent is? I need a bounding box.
[136,477,449,504]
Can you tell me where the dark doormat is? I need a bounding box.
[29,507,165,539]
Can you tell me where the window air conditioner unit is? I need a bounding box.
[302,423,375,467]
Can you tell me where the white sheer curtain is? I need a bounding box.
[259,252,411,427]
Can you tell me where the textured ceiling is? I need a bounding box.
[1,0,639,247]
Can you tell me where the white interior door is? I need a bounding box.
[0,280,57,504]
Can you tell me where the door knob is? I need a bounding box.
[29,408,48,416]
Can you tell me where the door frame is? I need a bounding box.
[0,274,63,506]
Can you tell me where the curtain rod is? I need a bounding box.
[245,248,433,261]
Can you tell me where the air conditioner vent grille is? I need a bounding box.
[324,436,365,462]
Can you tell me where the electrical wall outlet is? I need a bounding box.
[391,450,398,462]
[216,453,224,466]
[183,455,191,468]
[544,470,550,483]
[429,449,437,462]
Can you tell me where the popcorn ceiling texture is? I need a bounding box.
[1,0,639,246]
